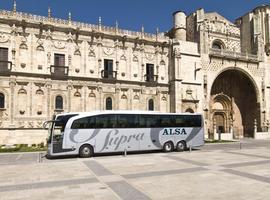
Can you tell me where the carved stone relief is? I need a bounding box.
[54,40,66,49]
[0,33,10,43]
[145,53,155,61]
[103,47,114,56]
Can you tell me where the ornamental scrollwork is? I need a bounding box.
[0,33,10,43]
[103,47,114,56]
[145,53,155,61]
[54,40,66,49]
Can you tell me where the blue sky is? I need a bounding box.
[0,0,268,33]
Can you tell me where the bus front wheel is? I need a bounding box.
[79,144,93,158]
[176,141,186,152]
[163,141,174,152]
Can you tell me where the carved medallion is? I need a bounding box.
[103,47,114,56]
[54,41,66,49]
[0,33,10,43]
[145,53,155,61]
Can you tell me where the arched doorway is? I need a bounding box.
[210,69,260,138]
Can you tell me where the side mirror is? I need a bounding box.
[43,121,49,129]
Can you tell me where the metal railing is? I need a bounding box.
[209,48,261,62]
[0,60,12,74]
[101,70,117,79]
[50,65,69,79]
[144,74,158,83]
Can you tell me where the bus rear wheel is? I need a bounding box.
[163,141,174,152]
[79,145,93,158]
[176,141,186,152]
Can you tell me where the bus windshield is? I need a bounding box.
[46,114,78,144]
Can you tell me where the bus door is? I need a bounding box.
[51,120,65,154]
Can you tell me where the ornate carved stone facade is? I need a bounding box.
[0,4,270,144]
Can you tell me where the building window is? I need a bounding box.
[54,54,65,66]
[146,63,155,82]
[212,41,223,50]
[0,47,8,70]
[148,99,154,111]
[55,95,63,110]
[103,59,114,78]
[106,97,112,110]
[0,93,4,109]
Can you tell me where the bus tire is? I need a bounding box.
[79,144,93,158]
[176,141,186,152]
[163,141,174,152]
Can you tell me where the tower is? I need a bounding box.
[173,11,186,40]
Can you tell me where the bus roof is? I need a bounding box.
[55,110,202,118]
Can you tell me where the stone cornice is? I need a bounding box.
[0,9,169,46]
[0,71,170,88]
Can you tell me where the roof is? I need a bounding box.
[56,110,202,118]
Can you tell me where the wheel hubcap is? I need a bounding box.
[165,144,171,151]
[178,143,184,150]
[83,148,90,155]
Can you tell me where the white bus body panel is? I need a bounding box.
[57,127,204,156]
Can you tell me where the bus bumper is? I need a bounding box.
[47,144,52,156]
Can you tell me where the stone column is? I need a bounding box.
[9,79,16,128]
[156,88,161,111]
[67,83,72,112]
[115,86,120,110]
[254,119,257,139]
[98,86,102,110]
[83,84,87,112]
[30,82,33,116]
[46,82,52,120]
[213,118,217,140]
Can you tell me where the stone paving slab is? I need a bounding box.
[232,163,270,178]
[0,182,119,200]
[128,170,270,200]
[94,153,196,175]
[0,140,270,199]
[107,181,151,200]
[0,161,94,186]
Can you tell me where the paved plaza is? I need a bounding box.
[0,139,270,200]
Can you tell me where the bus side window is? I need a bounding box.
[160,115,174,127]
[117,114,139,128]
[88,117,96,128]
[128,114,139,128]
[144,115,158,128]
[71,120,80,129]
[107,114,117,128]
[95,114,117,129]
[139,115,146,128]
[175,115,184,127]
[117,114,127,128]
[96,115,106,128]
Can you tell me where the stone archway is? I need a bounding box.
[210,69,260,138]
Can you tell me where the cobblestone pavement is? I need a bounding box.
[0,139,270,200]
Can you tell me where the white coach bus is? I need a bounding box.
[44,111,204,158]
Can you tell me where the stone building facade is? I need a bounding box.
[0,4,270,144]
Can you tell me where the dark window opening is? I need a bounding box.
[106,97,112,110]
[0,47,8,70]
[212,42,223,50]
[146,63,154,82]
[55,96,63,110]
[0,93,4,108]
[103,59,114,78]
[54,54,65,66]
[148,99,154,111]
